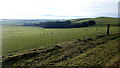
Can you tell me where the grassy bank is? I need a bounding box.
[2,33,120,67]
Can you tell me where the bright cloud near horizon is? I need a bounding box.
[0,0,119,19]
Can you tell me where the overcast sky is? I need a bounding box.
[0,0,119,19]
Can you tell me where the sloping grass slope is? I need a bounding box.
[2,33,120,67]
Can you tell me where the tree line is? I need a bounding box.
[24,20,96,28]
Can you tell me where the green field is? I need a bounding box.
[2,26,119,56]
[2,31,120,67]
[2,17,120,67]
[2,17,119,56]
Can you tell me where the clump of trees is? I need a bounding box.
[39,21,72,28]
[23,20,96,28]
[39,20,96,28]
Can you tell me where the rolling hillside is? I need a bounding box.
[2,17,120,67]
[69,17,119,25]
[2,33,120,67]
[0,17,119,26]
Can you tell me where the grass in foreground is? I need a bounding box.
[2,33,120,67]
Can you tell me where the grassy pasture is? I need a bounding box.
[2,17,119,56]
[2,25,119,56]
[1,17,120,67]
[2,32,120,66]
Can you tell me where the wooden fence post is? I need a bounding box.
[107,24,110,35]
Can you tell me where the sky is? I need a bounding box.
[0,0,119,19]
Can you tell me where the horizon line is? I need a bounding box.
[0,16,119,20]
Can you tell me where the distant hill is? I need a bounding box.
[0,17,119,26]
[68,17,119,26]
[0,19,67,26]
[20,17,120,28]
